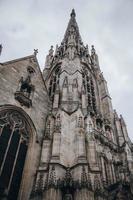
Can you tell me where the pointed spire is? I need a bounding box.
[114,109,119,120]
[91,45,96,56]
[71,9,76,18]
[62,9,82,44]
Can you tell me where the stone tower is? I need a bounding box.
[30,9,133,200]
[0,9,133,200]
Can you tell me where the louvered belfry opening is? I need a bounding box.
[0,110,29,200]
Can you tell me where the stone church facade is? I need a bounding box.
[0,9,133,200]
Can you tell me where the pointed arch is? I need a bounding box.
[0,104,38,200]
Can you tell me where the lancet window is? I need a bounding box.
[48,67,60,102]
[0,110,30,200]
[82,70,97,114]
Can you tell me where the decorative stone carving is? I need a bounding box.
[15,66,35,108]
[28,9,133,200]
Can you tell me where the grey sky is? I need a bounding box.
[0,0,133,140]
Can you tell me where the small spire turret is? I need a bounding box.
[70,9,76,18]
[0,44,3,56]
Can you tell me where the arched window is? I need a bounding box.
[82,70,97,114]
[48,67,60,102]
[0,110,30,200]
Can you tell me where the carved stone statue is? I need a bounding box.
[20,75,34,98]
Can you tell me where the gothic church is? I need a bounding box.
[0,9,133,200]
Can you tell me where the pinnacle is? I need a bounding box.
[62,9,82,44]
[70,9,76,18]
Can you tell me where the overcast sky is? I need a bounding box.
[0,0,133,140]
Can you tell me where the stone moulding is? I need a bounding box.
[14,91,32,108]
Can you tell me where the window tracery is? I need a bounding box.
[0,110,30,200]
[48,67,60,102]
[82,69,97,114]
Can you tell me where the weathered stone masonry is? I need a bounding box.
[0,9,133,200]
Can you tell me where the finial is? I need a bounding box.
[71,9,76,18]
[91,45,95,50]
[49,45,54,57]
[0,44,3,56]
[91,45,96,55]
[34,49,38,56]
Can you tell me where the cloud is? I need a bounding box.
[0,0,133,139]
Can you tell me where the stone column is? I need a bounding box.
[77,131,86,162]
[87,138,98,171]
[101,156,106,186]
[40,139,51,168]
[51,131,61,161]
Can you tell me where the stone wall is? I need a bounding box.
[0,54,49,199]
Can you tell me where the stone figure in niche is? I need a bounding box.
[15,66,35,107]
[20,77,32,98]
[19,68,35,98]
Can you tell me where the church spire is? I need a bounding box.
[62,9,82,45]
[70,8,76,17]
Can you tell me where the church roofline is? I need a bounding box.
[0,52,50,98]
[1,54,35,65]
